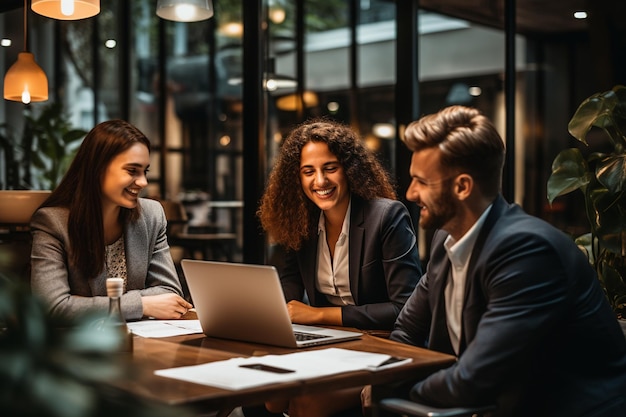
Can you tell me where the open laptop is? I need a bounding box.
[181,259,362,348]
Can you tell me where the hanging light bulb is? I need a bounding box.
[4,0,48,103]
[4,52,48,103]
[31,0,100,20]
[61,0,74,15]
[156,0,214,23]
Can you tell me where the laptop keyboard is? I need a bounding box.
[294,331,331,341]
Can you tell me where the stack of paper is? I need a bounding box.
[127,320,203,338]
[155,348,411,390]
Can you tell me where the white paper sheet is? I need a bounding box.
[127,319,203,338]
[154,348,412,390]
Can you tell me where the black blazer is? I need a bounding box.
[279,196,422,330]
[391,195,626,417]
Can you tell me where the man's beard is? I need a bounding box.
[420,184,457,231]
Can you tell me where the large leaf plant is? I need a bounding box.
[548,85,626,318]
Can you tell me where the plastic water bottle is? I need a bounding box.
[105,277,133,352]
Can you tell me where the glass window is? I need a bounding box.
[60,18,96,130]
[97,1,121,121]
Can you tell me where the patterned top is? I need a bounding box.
[105,235,128,291]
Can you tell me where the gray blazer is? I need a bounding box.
[30,198,183,321]
[280,196,422,330]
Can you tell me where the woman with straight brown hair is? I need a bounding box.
[30,119,192,322]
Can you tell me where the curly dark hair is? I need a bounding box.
[257,119,397,251]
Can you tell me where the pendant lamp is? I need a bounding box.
[4,0,48,104]
[157,0,214,22]
[31,0,100,20]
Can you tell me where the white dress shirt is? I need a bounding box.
[443,204,492,354]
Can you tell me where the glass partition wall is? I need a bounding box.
[0,0,617,264]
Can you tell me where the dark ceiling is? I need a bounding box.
[419,0,588,34]
[1,1,621,37]
[0,0,20,14]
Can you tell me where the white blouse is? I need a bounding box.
[315,199,354,306]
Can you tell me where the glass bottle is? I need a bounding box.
[105,277,133,352]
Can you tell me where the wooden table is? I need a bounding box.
[110,330,456,416]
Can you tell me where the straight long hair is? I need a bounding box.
[41,119,151,280]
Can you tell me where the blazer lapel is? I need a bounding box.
[124,215,149,288]
[300,234,323,305]
[459,195,507,353]
[429,256,456,355]
[349,198,365,303]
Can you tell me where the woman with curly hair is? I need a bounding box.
[258,119,421,331]
[252,119,422,417]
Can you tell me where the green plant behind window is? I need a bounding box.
[25,102,87,190]
[548,85,626,317]
[0,102,86,190]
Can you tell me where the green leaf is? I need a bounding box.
[547,148,590,203]
[62,129,87,145]
[596,153,626,194]
[598,261,626,311]
[31,371,96,417]
[574,232,594,264]
[588,186,626,254]
[568,89,618,145]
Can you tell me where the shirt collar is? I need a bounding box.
[318,198,352,241]
[444,204,493,269]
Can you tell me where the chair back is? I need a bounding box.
[158,200,189,236]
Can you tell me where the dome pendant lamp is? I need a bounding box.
[157,0,214,23]
[31,0,100,20]
[4,0,48,104]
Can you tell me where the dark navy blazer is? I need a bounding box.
[391,195,626,417]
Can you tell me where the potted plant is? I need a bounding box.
[0,272,192,417]
[547,85,626,320]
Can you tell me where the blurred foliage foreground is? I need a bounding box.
[0,274,192,417]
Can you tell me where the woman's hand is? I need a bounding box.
[142,293,193,319]
[286,300,342,326]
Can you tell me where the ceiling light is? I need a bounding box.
[468,86,482,97]
[269,7,286,24]
[157,0,214,22]
[228,57,297,92]
[372,123,395,139]
[276,91,319,111]
[31,0,100,20]
[264,76,296,91]
[218,22,243,37]
[4,0,48,104]
[573,11,588,19]
[228,76,296,92]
